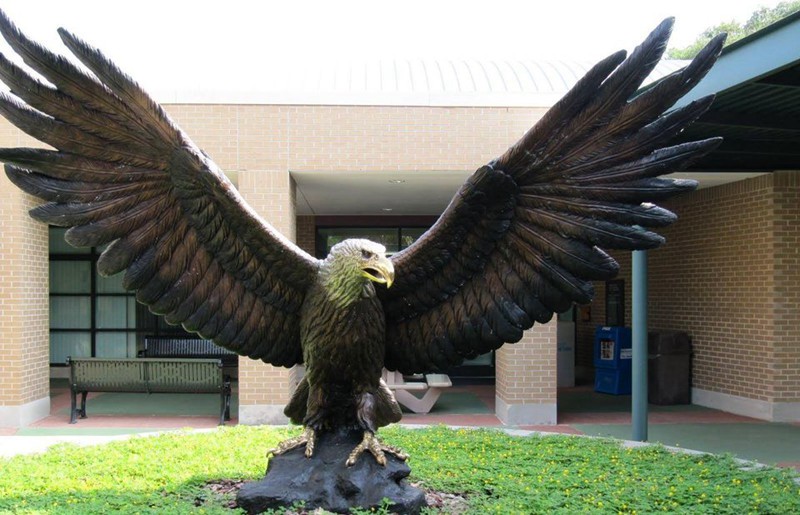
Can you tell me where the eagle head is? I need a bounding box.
[325,239,394,294]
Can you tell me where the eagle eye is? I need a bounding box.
[361,249,374,260]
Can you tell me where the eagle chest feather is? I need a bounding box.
[300,280,386,387]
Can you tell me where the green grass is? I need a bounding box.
[1,426,798,514]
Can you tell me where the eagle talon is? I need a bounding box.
[346,431,408,467]
[267,427,317,458]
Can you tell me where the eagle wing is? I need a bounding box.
[0,12,318,366]
[380,19,724,374]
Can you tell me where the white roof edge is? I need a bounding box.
[151,59,689,107]
[153,90,568,107]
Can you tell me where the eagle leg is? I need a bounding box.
[266,426,317,458]
[345,431,408,467]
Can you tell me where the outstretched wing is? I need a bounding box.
[380,19,724,374]
[0,12,318,366]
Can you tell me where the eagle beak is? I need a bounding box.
[361,257,394,288]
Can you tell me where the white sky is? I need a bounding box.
[0,0,789,94]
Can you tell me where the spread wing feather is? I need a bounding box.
[0,12,318,366]
[381,19,724,374]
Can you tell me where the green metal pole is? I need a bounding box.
[632,250,648,441]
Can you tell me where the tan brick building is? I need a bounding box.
[574,173,800,422]
[1,31,798,426]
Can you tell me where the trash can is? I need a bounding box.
[648,331,691,405]
[594,326,632,395]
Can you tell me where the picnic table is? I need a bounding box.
[382,370,452,414]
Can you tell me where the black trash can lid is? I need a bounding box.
[648,331,691,354]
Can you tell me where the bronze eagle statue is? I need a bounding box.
[0,12,723,465]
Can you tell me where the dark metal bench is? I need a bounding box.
[140,337,238,367]
[67,357,232,425]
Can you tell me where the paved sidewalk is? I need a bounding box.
[2,383,798,472]
[0,434,141,458]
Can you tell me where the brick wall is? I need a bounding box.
[652,175,776,402]
[0,120,49,413]
[0,175,49,407]
[166,104,549,175]
[576,173,799,409]
[495,319,558,423]
[770,173,800,403]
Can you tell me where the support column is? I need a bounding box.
[495,319,558,425]
[237,169,299,425]
[0,175,50,427]
[632,250,648,441]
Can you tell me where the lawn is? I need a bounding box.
[0,425,798,514]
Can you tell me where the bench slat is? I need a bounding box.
[67,357,231,424]
[71,358,149,392]
[146,360,223,393]
[142,337,237,366]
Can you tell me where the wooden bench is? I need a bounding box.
[140,337,238,368]
[382,370,453,414]
[67,357,232,425]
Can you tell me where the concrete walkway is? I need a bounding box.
[2,383,798,472]
[0,433,141,458]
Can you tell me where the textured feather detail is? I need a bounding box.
[8,169,166,205]
[506,219,621,280]
[498,51,628,176]
[57,28,180,150]
[598,34,724,146]
[558,96,716,177]
[200,279,246,340]
[215,289,258,346]
[506,230,594,305]
[97,215,187,277]
[493,251,555,322]
[538,19,675,173]
[517,194,677,228]
[185,272,235,337]
[118,215,187,287]
[164,258,224,325]
[520,177,698,203]
[225,295,267,354]
[29,190,167,226]
[0,93,163,168]
[0,54,150,147]
[64,195,172,247]
[381,19,723,374]
[0,149,167,182]
[0,13,142,128]
[516,207,665,249]
[135,226,201,307]
[577,138,722,184]
[0,11,319,367]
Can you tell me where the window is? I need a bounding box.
[316,227,427,258]
[48,227,191,365]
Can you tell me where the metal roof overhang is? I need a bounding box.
[668,12,800,172]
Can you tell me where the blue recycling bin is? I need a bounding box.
[594,326,632,395]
